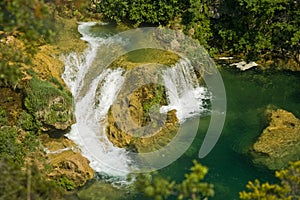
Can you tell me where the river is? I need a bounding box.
[62,22,300,200]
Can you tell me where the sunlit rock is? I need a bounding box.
[252,108,300,170]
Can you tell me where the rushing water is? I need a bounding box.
[62,23,300,199]
[62,23,211,179]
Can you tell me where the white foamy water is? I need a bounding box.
[62,23,132,178]
[61,22,211,178]
[161,58,210,123]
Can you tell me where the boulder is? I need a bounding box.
[41,134,94,188]
[105,65,179,153]
[252,109,300,170]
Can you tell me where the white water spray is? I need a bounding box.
[61,23,211,178]
[161,58,210,123]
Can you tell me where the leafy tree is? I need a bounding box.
[96,0,213,49]
[0,158,63,200]
[0,0,56,43]
[97,0,181,26]
[134,160,214,200]
[240,161,300,199]
[0,0,57,85]
[212,0,300,61]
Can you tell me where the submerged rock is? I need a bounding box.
[252,109,300,170]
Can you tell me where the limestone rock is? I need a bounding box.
[252,109,300,170]
[36,95,75,132]
[105,65,179,153]
[41,135,94,188]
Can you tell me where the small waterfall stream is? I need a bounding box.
[61,22,211,179]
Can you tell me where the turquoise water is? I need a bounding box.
[158,67,300,200]
[75,24,300,199]
[77,66,300,200]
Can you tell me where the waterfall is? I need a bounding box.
[161,58,210,123]
[61,22,211,179]
[62,23,132,178]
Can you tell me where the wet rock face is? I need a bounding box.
[252,109,300,170]
[106,65,179,153]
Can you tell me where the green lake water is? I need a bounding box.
[76,66,300,200]
[74,24,300,200]
[140,67,299,200]
[144,67,300,200]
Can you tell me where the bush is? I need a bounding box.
[240,161,300,199]
[17,111,38,131]
[97,0,180,26]
[0,126,25,165]
[24,76,72,114]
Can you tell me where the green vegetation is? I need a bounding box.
[96,0,300,63]
[57,176,76,191]
[0,0,56,44]
[0,158,63,200]
[214,0,300,61]
[24,75,74,129]
[134,160,214,200]
[0,0,57,85]
[0,126,25,165]
[0,106,64,199]
[240,161,300,199]
[96,0,212,48]
[25,76,72,114]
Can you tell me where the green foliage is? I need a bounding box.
[0,106,8,126]
[134,160,214,200]
[0,43,29,86]
[182,0,212,48]
[240,161,300,199]
[0,0,57,85]
[97,0,180,26]
[25,76,72,114]
[213,0,300,61]
[0,158,63,200]
[0,126,25,165]
[57,176,76,191]
[17,110,38,131]
[142,84,166,117]
[0,0,56,43]
[24,76,74,128]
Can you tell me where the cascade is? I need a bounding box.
[61,22,210,179]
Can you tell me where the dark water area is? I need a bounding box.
[157,67,300,200]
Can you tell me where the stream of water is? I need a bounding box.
[62,22,300,199]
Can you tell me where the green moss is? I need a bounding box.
[0,107,8,126]
[109,48,179,70]
[17,111,38,131]
[57,176,76,191]
[0,126,25,166]
[142,84,167,117]
[25,76,72,114]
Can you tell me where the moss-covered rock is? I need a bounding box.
[251,108,300,170]
[106,64,179,153]
[25,76,74,132]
